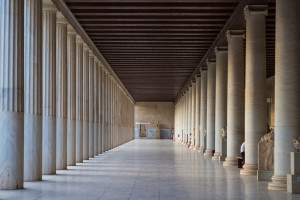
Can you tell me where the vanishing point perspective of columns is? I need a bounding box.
[0,0,134,190]
[175,1,300,192]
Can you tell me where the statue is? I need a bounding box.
[155,121,160,129]
[293,137,300,152]
[221,127,227,139]
[258,128,274,171]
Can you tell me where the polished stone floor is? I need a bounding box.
[1,139,300,200]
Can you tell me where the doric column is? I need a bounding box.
[191,81,196,148]
[194,75,201,150]
[66,25,76,166]
[189,84,193,142]
[94,57,99,156]
[98,64,102,154]
[185,90,189,143]
[75,35,83,163]
[204,59,216,156]
[241,5,268,176]
[223,30,245,167]
[42,4,57,175]
[99,67,104,154]
[88,51,94,158]
[0,0,24,189]
[56,12,68,170]
[82,43,89,160]
[212,47,228,161]
[199,70,207,152]
[24,0,42,182]
[104,71,108,152]
[268,0,300,191]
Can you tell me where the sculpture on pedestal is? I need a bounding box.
[293,137,300,152]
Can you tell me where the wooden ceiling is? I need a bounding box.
[64,0,275,102]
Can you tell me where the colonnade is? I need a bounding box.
[175,1,300,191]
[0,0,135,190]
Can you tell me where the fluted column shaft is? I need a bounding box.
[268,0,300,191]
[82,44,89,160]
[213,47,228,161]
[241,5,267,176]
[185,90,189,143]
[0,0,24,190]
[94,58,99,156]
[194,76,201,150]
[191,81,196,147]
[56,13,68,170]
[205,59,216,156]
[24,0,42,182]
[42,4,57,175]
[224,30,245,167]
[66,26,76,166]
[89,51,94,158]
[75,36,83,163]
[199,70,207,152]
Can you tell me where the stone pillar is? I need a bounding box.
[191,81,196,148]
[194,76,201,151]
[204,59,216,156]
[94,58,99,156]
[200,70,207,152]
[189,85,193,142]
[212,47,228,161]
[241,5,267,176]
[185,90,189,143]
[104,71,108,152]
[0,0,24,189]
[66,25,76,166]
[56,12,68,170]
[24,0,42,182]
[89,51,94,158]
[223,30,245,167]
[98,64,102,154]
[42,4,57,175]
[268,0,300,191]
[75,35,83,163]
[82,43,89,160]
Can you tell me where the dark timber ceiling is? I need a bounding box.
[64,0,275,102]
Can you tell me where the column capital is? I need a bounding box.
[83,43,89,51]
[67,24,76,35]
[215,46,228,55]
[226,30,245,40]
[43,4,57,12]
[76,34,83,43]
[57,12,68,25]
[206,58,216,66]
[244,5,268,19]
[89,50,94,57]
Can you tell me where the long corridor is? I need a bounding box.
[0,139,299,200]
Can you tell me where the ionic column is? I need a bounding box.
[223,30,245,167]
[212,47,228,161]
[200,70,207,152]
[88,51,95,158]
[204,59,216,156]
[82,43,89,160]
[194,75,201,150]
[75,35,83,163]
[24,0,42,181]
[268,0,300,191]
[66,25,76,166]
[241,5,267,176]
[0,0,24,189]
[94,58,99,156]
[42,4,57,175]
[56,12,68,170]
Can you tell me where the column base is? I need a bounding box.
[268,175,287,191]
[204,149,213,156]
[193,146,199,151]
[212,152,221,160]
[240,163,257,176]
[223,156,237,166]
[199,147,205,153]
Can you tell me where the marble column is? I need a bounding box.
[56,12,68,170]
[98,65,103,154]
[66,25,76,166]
[189,85,193,142]
[24,0,42,182]
[268,0,300,191]
[89,51,94,158]
[191,81,196,148]
[0,0,24,189]
[212,47,228,161]
[82,43,89,160]
[75,35,83,163]
[241,5,267,176]
[42,4,57,175]
[185,90,189,143]
[94,58,99,156]
[103,71,108,152]
[223,30,245,167]
[204,59,216,156]
[101,68,106,153]
[200,70,207,152]
[194,75,201,150]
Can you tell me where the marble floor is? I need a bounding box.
[1,139,300,200]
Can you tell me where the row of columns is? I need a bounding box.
[0,0,135,190]
[175,1,300,191]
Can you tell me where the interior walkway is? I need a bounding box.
[0,139,299,200]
